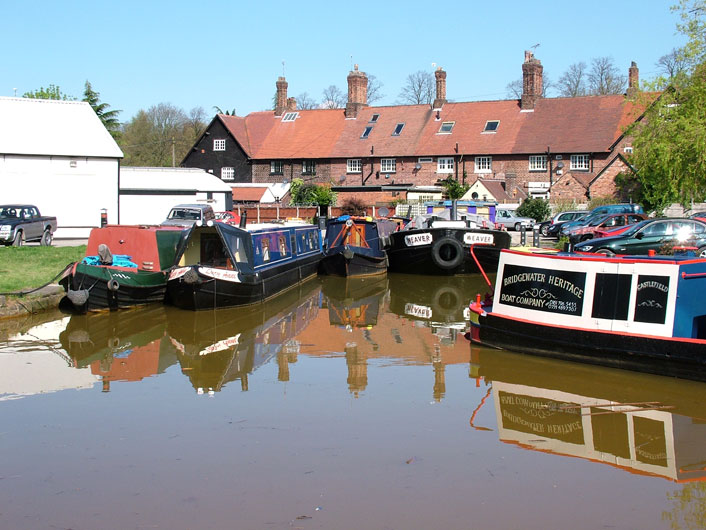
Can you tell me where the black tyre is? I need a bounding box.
[697,246,706,258]
[430,237,464,270]
[581,234,593,242]
[40,229,53,246]
[540,225,550,236]
[514,223,522,231]
[595,249,615,257]
[11,230,23,247]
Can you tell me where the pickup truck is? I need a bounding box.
[494,209,536,231]
[0,204,57,246]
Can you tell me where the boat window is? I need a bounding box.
[308,231,318,251]
[634,275,669,324]
[592,274,631,320]
[221,232,249,263]
[261,239,270,262]
[278,235,288,256]
[199,232,231,268]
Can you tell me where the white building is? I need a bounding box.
[119,167,234,225]
[0,97,123,238]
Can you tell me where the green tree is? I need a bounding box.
[289,178,337,206]
[83,81,121,140]
[441,176,469,200]
[22,84,74,100]
[516,197,551,222]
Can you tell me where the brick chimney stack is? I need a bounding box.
[275,76,288,117]
[345,64,368,118]
[287,97,297,111]
[521,50,543,110]
[627,61,639,98]
[433,67,447,109]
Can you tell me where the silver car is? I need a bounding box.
[494,209,535,231]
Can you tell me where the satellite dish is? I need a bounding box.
[339,174,346,182]
[378,206,390,217]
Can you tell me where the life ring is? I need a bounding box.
[342,248,355,260]
[107,278,120,292]
[430,237,464,270]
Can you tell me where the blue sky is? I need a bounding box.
[4,0,685,122]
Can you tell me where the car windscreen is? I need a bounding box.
[169,209,200,220]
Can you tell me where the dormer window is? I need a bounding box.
[282,112,299,122]
[361,126,373,139]
[392,123,405,136]
[370,114,380,123]
[483,120,499,132]
[438,121,455,134]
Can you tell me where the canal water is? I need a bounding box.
[1,274,706,529]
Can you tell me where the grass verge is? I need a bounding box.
[0,246,86,294]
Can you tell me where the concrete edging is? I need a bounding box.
[0,285,65,321]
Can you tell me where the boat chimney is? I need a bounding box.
[239,210,247,228]
[451,199,458,221]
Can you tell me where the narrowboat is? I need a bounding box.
[468,249,706,380]
[166,220,322,310]
[59,225,185,312]
[319,216,397,277]
[386,215,511,275]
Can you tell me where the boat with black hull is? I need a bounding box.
[319,216,397,277]
[166,220,322,310]
[468,249,706,381]
[59,225,185,312]
[386,214,510,275]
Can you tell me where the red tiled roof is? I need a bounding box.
[232,186,268,201]
[221,94,647,160]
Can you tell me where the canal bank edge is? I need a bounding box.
[0,285,65,321]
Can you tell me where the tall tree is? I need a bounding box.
[656,48,689,81]
[556,62,588,97]
[83,81,121,140]
[367,74,385,104]
[295,92,317,110]
[587,56,626,95]
[397,71,434,105]
[22,84,74,100]
[120,103,191,167]
[321,85,345,109]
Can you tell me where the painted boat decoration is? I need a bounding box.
[59,225,185,312]
[319,216,397,277]
[386,215,511,275]
[166,220,322,310]
[468,249,706,380]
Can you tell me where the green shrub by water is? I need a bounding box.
[0,246,86,294]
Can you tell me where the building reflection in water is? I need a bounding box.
[473,346,706,482]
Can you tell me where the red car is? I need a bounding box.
[214,211,241,226]
[567,212,647,243]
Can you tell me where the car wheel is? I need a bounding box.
[40,229,53,246]
[540,225,550,236]
[11,230,24,247]
[581,234,593,242]
[697,246,706,258]
[514,222,521,231]
[595,248,615,257]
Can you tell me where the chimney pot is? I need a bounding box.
[345,65,368,118]
[433,67,447,109]
[275,76,288,117]
[521,51,543,110]
[627,61,639,98]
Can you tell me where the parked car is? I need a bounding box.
[560,203,645,236]
[0,204,57,246]
[567,213,647,244]
[215,211,242,226]
[494,209,535,231]
[574,218,706,256]
[537,210,586,237]
[161,204,215,226]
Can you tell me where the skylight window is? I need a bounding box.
[438,121,455,134]
[392,123,405,136]
[282,112,299,122]
[361,126,373,139]
[370,114,380,123]
[484,120,499,132]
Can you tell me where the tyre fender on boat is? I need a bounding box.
[107,278,120,292]
[430,236,464,270]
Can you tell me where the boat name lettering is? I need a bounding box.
[463,233,494,245]
[503,272,546,286]
[547,275,584,298]
[404,233,433,246]
[405,303,432,319]
[637,280,668,293]
[499,264,586,316]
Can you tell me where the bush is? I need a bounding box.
[516,197,552,222]
[551,198,581,214]
[340,197,368,216]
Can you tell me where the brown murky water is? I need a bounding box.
[2,274,706,529]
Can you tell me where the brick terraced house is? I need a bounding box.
[182,52,645,206]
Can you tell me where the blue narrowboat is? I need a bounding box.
[469,249,706,380]
[166,220,322,310]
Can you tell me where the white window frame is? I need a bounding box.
[475,156,492,174]
[437,157,455,174]
[302,160,316,175]
[418,157,433,164]
[361,126,373,139]
[347,159,362,173]
[282,112,298,122]
[214,139,226,151]
[483,120,499,133]
[438,121,455,134]
[270,161,283,175]
[392,123,405,136]
[221,167,235,181]
[570,154,590,171]
[529,155,547,171]
[380,158,396,173]
[624,146,633,154]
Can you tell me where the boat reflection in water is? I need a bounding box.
[58,305,174,391]
[322,275,389,330]
[163,278,321,394]
[473,346,706,482]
